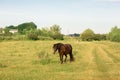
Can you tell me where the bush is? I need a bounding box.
[50,33,64,40]
[0,36,4,41]
[109,26,120,42]
[80,28,95,41]
[38,36,53,40]
[94,34,107,41]
[0,36,13,41]
[27,33,39,40]
[26,29,39,40]
[49,24,64,40]
[12,35,26,40]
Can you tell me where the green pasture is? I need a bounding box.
[0,40,120,80]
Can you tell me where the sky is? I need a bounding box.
[0,0,120,34]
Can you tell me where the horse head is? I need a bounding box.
[53,43,58,54]
[53,43,63,54]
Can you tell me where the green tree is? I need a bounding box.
[40,27,50,37]
[80,28,95,41]
[94,34,107,41]
[4,28,9,33]
[50,24,61,33]
[109,26,120,42]
[6,25,17,29]
[3,28,12,36]
[17,22,37,34]
[50,24,64,40]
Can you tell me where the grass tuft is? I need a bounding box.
[36,50,51,65]
[0,63,7,68]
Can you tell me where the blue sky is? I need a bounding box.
[0,0,120,34]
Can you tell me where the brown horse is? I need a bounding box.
[53,43,74,64]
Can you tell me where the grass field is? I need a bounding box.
[0,40,120,80]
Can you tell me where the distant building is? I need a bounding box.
[0,28,18,34]
[9,29,18,33]
[68,33,80,37]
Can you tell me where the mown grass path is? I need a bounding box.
[0,40,120,80]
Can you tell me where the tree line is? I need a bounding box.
[0,22,120,42]
[0,22,63,40]
[80,26,120,42]
[80,29,108,41]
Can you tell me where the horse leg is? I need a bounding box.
[61,55,63,64]
[59,54,63,64]
[64,54,67,62]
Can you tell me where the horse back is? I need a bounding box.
[57,43,72,54]
[65,43,72,48]
[64,44,72,52]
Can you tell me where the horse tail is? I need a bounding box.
[70,52,74,61]
[69,45,74,61]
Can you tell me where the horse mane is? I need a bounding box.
[56,43,63,50]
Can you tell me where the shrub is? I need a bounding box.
[26,29,39,40]
[50,33,64,40]
[0,36,4,41]
[49,24,64,40]
[27,33,39,40]
[109,26,120,42]
[38,36,53,40]
[80,28,95,41]
[12,35,26,40]
[94,34,107,41]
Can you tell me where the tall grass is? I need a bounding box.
[0,40,120,80]
[34,50,51,65]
